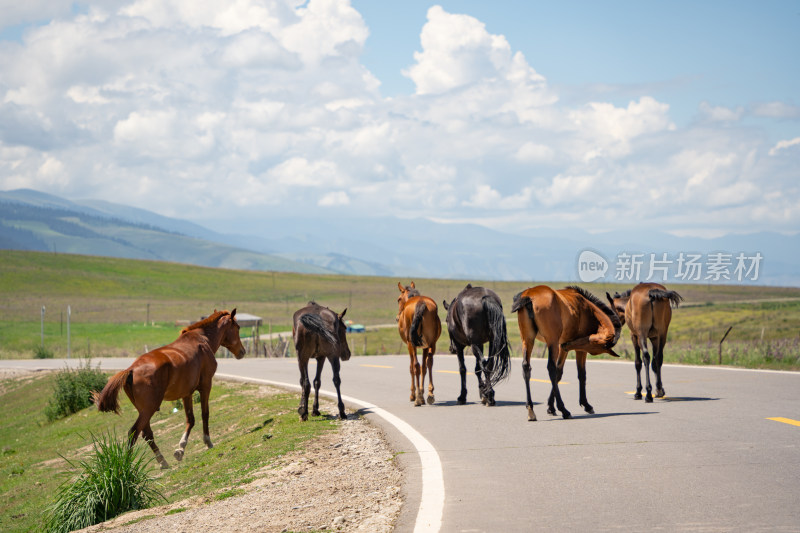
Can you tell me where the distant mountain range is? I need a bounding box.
[1,188,798,286]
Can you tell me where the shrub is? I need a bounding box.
[34,345,54,359]
[43,432,164,533]
[44,359,109,422]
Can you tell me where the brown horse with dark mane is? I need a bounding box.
[93,309,245,468]
[293,301,351,421]
[512,286,621,421]
[607,282,683,402]
[397,282,442,406]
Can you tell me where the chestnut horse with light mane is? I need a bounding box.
[93,309,245,469]
[512,286,621,421]
[607,283,683,402]
[397,282,442,406]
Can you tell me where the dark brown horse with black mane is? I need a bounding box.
[293,301,351,421]
[93,309,245,468]
[397,282,442,406]
[607,282,683,402]
[512,286,621,420]
[443,284,511,406]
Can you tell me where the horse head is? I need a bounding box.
[221,308,246,359]
[606,291,629,327]
[397,281,420,320]
[336,307,351,361]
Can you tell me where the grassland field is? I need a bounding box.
[1,250,799,369]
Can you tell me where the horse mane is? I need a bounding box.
[565,286,621,330]
[182,310,230,334]
[404,286,420,298]
[613,289,631,299]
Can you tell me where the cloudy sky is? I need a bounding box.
[1,0,798,238]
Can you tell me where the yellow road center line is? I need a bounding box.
[767,417,800,427]
[360,364,393,369]
[436,370,460,374]
[531,378,569,384]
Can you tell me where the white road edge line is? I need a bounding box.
[216,373,444,533]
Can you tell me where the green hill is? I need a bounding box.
[0,198,331,275]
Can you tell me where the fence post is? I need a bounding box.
[41,306,45,348]
[67,305,71,359]
[718,326,733,364]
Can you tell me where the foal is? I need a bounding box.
[607,283,683,402]
[397,282,442,406]
[93,309,245,468]
[293,302,351,421]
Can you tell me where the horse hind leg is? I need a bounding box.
[456,346,468,405]
[472,344,494,406]
[331,358,346,420]
[632,335,643,400]
[312,357,325,417]
[639,337,654,403]
[173,394,196,462]
[653,336,666,398]
[424,348,435,405]
[298,358,311,421]
[408,344,423,406]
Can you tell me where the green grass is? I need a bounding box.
[0,372,337,533]
[1,250,799,368]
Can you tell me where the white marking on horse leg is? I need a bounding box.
[173,431,189,461]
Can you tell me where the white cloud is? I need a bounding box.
[318,190,350,206]
[699,101,743,122]
[769,137,800,156]
[0,1,797,237]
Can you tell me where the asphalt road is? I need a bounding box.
[5,355,799,532]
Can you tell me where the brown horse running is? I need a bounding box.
[397,282,442,406]
[293,302,351,421]
[607,283,683,402]
[93,309,245,468]
[512,286,621,421]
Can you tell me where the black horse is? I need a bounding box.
[292,302,351,421]
[443,284,511,405]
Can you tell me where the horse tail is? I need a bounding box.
[649,289,683,308]
[92,369,132,414]
[483,296,511,386]
[410,300,427,347]
[299,313,337,346]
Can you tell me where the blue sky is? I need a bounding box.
[0,0,798,238]
[353,1,799,135]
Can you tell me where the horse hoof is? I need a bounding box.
[173,449,184,462]
[527,411,537,422]
[487,398,496,406]
[339,413,347,420]
[645,395,654,403]
[547,407,557,416]
[312,410,321,417]
[160,462,170,470]
[457,396,466,405]
[410,394,416,402]
[656,389,666,398]
[585,407,595,415]
[427,395,435,405]
[562,411,572,420]
[634,393,643,400]
[300,414,308,421]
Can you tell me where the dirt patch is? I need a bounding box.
[79,399,403,533]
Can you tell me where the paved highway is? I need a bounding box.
[4,355,799,532]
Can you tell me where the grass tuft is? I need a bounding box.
[44,359,109,422]
[43,431,164,533]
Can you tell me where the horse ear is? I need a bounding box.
[606,293,616,311]
[397,282,404,293]
[231,308,237,318]
[340,308,347,319]
[442,299,449,310]
[410,281,415,289]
